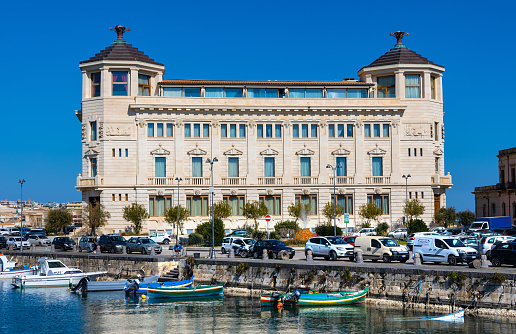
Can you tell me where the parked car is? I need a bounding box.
[234,238,255,258]
[30,228,46,236]
[221,236,245,254]
[52,237,76,251]
[354,236,409,263]
[7,236,30,250]
[387,228,407,239]
[0,228,9,236]
[26,234,51,246]
[443,227,467,236]
[0,236,7,248]
[250,240,295,259]
[407,232,439,250]
[489,241,516,267]
[502,228,516,236]
[78,236,97,252]
[305,236,354,261]
[479,235,515,257]
[342,236,356,246]
[225,230,250,238]
[353,228,377,236]
[412,235,478,265]
[99,235,127,253]
[149,232,172,245]
[431,227,446,234]
[458,236,479,249]
[126,237,162,254]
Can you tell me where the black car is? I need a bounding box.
[52,237,76,251]
[251,239,295,259]
[489,241,516,267]
[99,235,127,253]
[0,236,7,249]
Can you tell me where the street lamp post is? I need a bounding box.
[206,157,218,259]
[175,177,182,244]
[326,164,342,236]
[402,174,411,227]
[18,179,25,252]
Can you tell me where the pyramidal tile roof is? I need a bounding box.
[365,44,440,68]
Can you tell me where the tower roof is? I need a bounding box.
[80,25,163,66]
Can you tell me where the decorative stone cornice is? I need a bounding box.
[260,147,279,156]
[433,147,444,156]
[150,143,170,156]
[332,145,351,156]
[367,144,386,156]
[84,148,99,156]
[296,146,315,156]
[224,145,243,156]
[187,144,207,156]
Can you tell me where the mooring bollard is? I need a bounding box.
[9,243,13,251]
[229,247,235,258]
[481,254,489,268]
[355,250,363,263]
[306,249,313,261]
[414,252,422,265]
[150,247,155,256]
[32,245,36,252]
[263,248,268,259]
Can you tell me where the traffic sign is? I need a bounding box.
[344,213,349,223]
[265,215,271,222]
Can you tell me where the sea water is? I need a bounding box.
[1,280,515,333]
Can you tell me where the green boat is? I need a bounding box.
[147,283,224,299]
[261,287,368,307]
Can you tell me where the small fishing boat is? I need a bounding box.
[261,287,368,307]
[0,254,38,278]
[426,309,464,322]
[147,283,223,299]
[12,258,106,288]
[125,276,194,295]
[71,275,160,294]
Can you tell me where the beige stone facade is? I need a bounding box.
[76,30,452,235]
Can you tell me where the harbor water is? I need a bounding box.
[1,280,515,333]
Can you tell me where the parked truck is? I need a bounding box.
[469,216,512,231]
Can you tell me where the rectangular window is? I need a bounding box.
[336,157,347,176]
[311,124,317,138]
[247,88,265,98]
[125,194,128,201]
[372,157,383,176]
[228,157,239,177]
[183,88,201,97]
[295,195,317,215]
[266,124,272,138]
[221,124,227,137]
[289,88,304,98]
[256,124,263,138]
[157,123,164,137]
[378,76,395,98]
[332,195,353,214]
[293,124,299,137]
[112,71,128,96]
[138,74,151,96]
[223,196,245,215]
[337,124,344,137]
[434,122,439,141]
[186,196,209,216]
[420,148,423,156]
[364,124,371,137]
[230,124,237,138]
[148,123,154,137]
[163,87,181,97]
[367,195,389,214]
[435,157,439,173]
[383,124,389,137]
[112,194,115,201]
[119,149,122,157]
[149,196,172,217]
[414,148,417,157]
[264,157,275,177]
[155,157,166,177]
[90,158,97,177]
[408,148,411,157]
[275,124,281,138]
[91,72,101,97]
[119,194,122,201]
[327,89,347,98]
[225,88,243,98]
[112,148,115,157]
[184,124,191,137]
[192,157,202,177]
[193,124,200,137]
[125,149,128,157]
[328,124,335,137]
[373,124,380,137]
[90,121,97,141]
[205,88,223,97]
[260,196,281,215]
[266,89,278,98]
[431,76,436,99]
[405,74,421,98]
[347,89,368,98]
[239,124,246,137]
[300,157,311,177]
[302,124,308,138]
[306,88,321,98]
[167,124,173,137]
[347,124,353,137]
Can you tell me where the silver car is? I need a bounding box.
[126,237,162,254]
[26,235,51,246]
[78,236,97,252]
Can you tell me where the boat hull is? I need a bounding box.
[261,287,368,307]
[0,268,37,279]
[125,276,194,294]
[12,271,107,288]
[147,284,223,299]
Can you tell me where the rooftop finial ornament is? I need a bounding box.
[110,25,131,40]
[390,31,409,45]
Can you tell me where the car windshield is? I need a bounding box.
[444,239,466,248]
[326,237,346,245]
[140,239,153,244]
[243,239,254,245]
[380,239,399,247]
[111,236,126,242]
[63,238,74,242]
[269,240,286,247]
[48,261,67,268]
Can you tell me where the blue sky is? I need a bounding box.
[0,0,514,212]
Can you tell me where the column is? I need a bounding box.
[390,122,401,184]
[101,68,110,97]
[318,121,329,183]
[283,121,293,184]
[395,70,404,99]
[423,71,431,99]
[355,122,365,184]
[211,120,221,185]
[136,119,148,185]
[175,120,185,178]
[130,68,138,96]
[247,122,257,184]
[82,71,88,99]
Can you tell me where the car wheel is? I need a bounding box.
[253,251,259,259]
[221,247,226,254]
[491,256,501,267]
[163,239,170,245]
[329,251,337,261]
[383,254,391,263]
[448,255,457,266]
[240,250,247,258]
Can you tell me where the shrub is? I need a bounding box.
[196,218,225,241]
[375,222,389,236]
[407,219,429,235]
[268,231,281,240]
[274,220,300,238]
[188,232,204,245]
[236,262,249,275]
[489,273,506,283]
[315,224,342,236]
[294,228,313,243]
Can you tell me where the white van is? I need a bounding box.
[413,235,478,266]
[354,236,409,263]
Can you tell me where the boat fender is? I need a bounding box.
[277,302,283,310]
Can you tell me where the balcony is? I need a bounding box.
[294,177,319,185]
[258,177,283,185]
[184,177,211,185]
[330,176,355,185]
[221,177,247,185]
[148,177,175,185]
[365,176,390,184]
[431,173,453,185]
[76,174,103,187]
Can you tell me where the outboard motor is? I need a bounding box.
[71,277,89,294]
[126,278,140,295]
[284,289,301,303]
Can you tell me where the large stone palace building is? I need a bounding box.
[75,27,452,235]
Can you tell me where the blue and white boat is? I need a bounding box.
[125,276,194,294]
[0,254,37,278]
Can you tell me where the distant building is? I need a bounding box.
[473,147,516,224]
[24,208,49,228]
[66,202,83,226]
[75,27,451,234]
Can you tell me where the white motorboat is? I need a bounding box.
[71,275,159,293]
[0,254,38,278]
[12,258,107,288]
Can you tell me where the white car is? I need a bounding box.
[305,236,354,261]
[149,232,172,244]
[6,237,30,250]
[412,235,478,265]
[26,235,51,246]
[479,235,515,256]
[407,232,440,250]
[431,227,446,234]
[0,229,9,236]
[388,228,407,239]
[221,236,248,254]
[353,228,377,236]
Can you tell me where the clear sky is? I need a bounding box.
[0,0,514,212]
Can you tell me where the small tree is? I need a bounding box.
[457,209,475,227]
[241,201,269,230]
[322,201,345,224]
[376,222,389,236]
[209,200,232,219]
[47,208,73,234]
[196,218,225,244]
[274,220,300,238]
[188,232,204,245]
[404,199,425,222]
[358,202,383,227]
[287,201,311,223]
[122,203,149,235]
[164,205,189,236]
[315,224,342,236]
[83,203,111,236]
[408,219,429,235]
[434,207,456,228]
